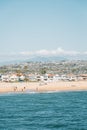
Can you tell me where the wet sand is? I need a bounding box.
[0,81,87,93]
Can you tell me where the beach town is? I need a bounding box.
[0,60,87,93]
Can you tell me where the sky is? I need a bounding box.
[0,0,87,61]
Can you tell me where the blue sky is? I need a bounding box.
[0,0,87,61]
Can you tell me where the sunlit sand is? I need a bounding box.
[0,81,87,93]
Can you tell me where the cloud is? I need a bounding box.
[0,48,87,59]
[84,52,87,54]
[20,48,81,56]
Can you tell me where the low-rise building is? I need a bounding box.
[9,74,19,82]
[1,75,10,82]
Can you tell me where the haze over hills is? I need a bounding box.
[0,56,67,66]
[27,56,67,62]
[0,55,87,66]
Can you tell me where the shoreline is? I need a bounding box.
[0,81,87,93]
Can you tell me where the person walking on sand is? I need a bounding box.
[14,86,17,92]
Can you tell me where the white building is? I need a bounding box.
[1,75,10,82]
[9,75,19,82]
[53,74,61,81]
[19,75,25,81]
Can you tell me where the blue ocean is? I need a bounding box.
[0,91,87,130]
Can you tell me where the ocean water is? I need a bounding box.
[0,91,87,130]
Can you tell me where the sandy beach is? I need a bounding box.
[0,81,87,93]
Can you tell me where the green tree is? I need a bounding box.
[40,68,47,74]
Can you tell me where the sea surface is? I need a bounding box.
[0,91,87,130]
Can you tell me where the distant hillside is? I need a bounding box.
[28,56,67,62]
[0,56,67,66]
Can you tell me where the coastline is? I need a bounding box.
[0,81,87,93]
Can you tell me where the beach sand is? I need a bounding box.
[0,81,87,93]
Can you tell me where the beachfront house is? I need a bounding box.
[36,75,41,81]
[48,74,54,81]
[43,74,48,81]
[1,75,10,82]
[42,74,54,82]
[40,76,44,81]
[28,74,37,82]
[61,75,68,81]
[67,74,77,81]
[53,74,61,81]
[78,74,87,81]
[19,75,25,81]
[9,75,19,82]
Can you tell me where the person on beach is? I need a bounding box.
[14,87,17,92]
[36,87,38,91]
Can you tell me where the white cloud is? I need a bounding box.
[84,52,87,55]
[0,48,87,58]
[20,48,80,56]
